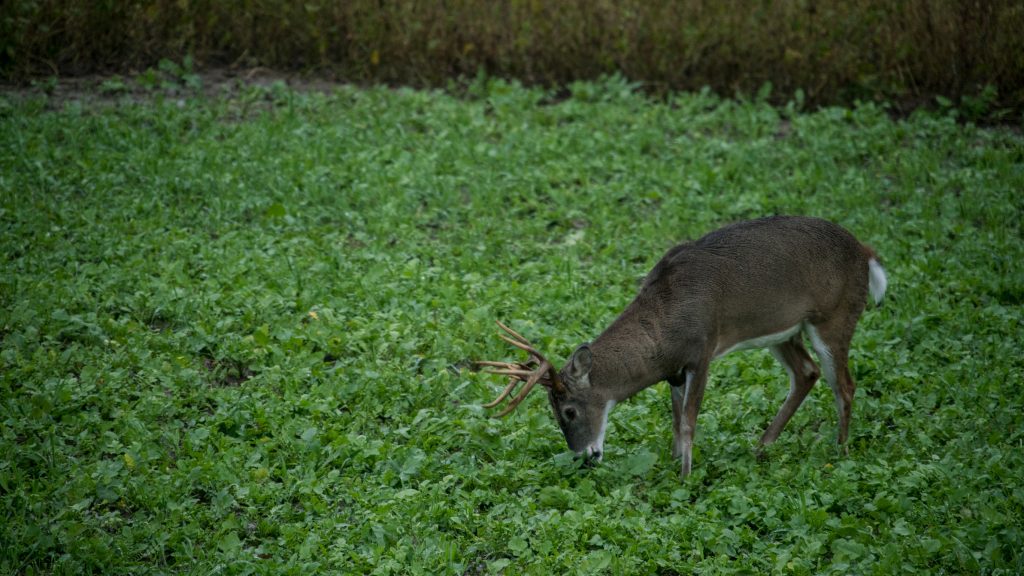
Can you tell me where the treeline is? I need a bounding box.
[2,0,1022,112]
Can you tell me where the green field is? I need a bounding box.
[2,79,1023,574]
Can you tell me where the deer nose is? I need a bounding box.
[588,447,603,461]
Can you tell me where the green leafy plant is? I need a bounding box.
[0,80,1021,574]
[134,56,203,94]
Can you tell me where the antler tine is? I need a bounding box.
[497,333,543,360]
[475,360,520,368]
[476,360,529,372]
[495,320,554,370]
[496,321,565,392]
[495,320,531,346]
[478,362,537,409]
[476,320,566,416]
[481,376,523,409]
[491,362,550,417]
[475,358,533,409]
[485,368,536,377]
[475,360,535,379]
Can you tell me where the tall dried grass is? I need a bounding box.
[3,0,1022,110]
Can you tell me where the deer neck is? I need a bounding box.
[589,309,667,402]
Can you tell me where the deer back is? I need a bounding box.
[590,216,873,395]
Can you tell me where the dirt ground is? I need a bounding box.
[0,67,351,108]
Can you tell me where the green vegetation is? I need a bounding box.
[1,78,1023,574]
[3,0,1024,115]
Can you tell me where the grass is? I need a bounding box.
[1,77,1023,574]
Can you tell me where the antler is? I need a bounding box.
[476,320,564,417]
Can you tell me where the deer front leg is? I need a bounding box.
[669,375,685,459]
[673,365,709,477]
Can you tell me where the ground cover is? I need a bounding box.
[1,78,1022,574]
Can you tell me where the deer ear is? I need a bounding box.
[567,343,593,384]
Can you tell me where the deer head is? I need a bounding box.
[477,321,614,461]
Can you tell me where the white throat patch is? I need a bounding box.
[587,399,617,460]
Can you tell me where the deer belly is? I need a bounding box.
[713,323,802,359]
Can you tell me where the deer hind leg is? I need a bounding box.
[759,334,820,447]
[806,317,860,451]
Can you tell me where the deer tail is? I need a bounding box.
[862,245,887,305]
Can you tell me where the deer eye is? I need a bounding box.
[563,407,577,421]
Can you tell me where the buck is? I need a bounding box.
[477,216,887,477]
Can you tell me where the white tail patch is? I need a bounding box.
[868,258,888,305]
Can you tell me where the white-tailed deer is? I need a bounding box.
[477,216,887,477]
